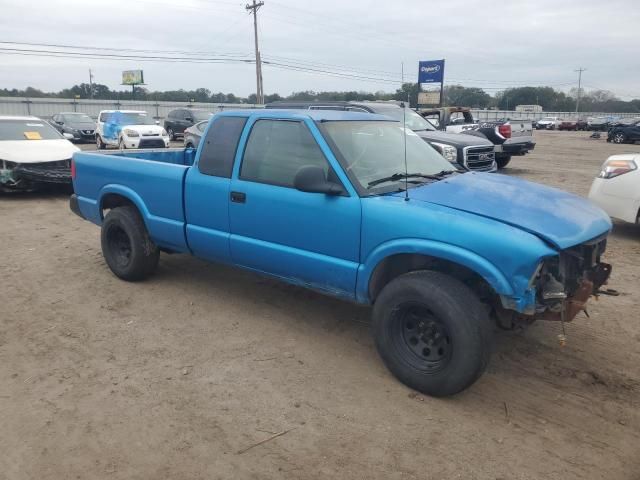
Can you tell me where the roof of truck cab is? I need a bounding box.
[219,109,396,122]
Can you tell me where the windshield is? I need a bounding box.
[0,119,63,141]
[62,113,94,123]
[372,106,436,131]
[192,110,213,122]
[320,120,456,193]
[108,112,155,125]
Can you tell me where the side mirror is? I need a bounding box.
[63,132,74,140]
[294,165,344,195]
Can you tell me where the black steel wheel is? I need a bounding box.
[392,303,452,373]
[372,270,493,397]
[101,206,159,281]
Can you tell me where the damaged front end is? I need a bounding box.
[534,235,612,322]
[497,235,612,329]
[1,159,72,192]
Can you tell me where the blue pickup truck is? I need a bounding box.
[70,109,613,396]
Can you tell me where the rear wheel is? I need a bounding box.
[101,206,160,281]
[372,271,493,397]
[612,132,626,144]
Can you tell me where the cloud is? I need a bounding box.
[0,0,638,98]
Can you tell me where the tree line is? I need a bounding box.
[1,83,639,113]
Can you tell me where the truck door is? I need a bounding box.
[228,118,361,299]
[184,115,248,264]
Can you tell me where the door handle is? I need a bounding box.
[230,191,246,203]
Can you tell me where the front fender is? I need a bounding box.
[355,238,516,304]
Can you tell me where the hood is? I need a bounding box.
[0,139,80,164]
[121,124,166,135]
[391,172,612,250]
[416,129,492,147]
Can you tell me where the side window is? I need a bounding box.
[346,107,367,113]
[240,120,329,188]
[99,112,109,123]
[198,116,247,178]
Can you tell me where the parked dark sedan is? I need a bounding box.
[164,108,212,140]
[183,121,208,149]
[607,119,640,144]
[50,112,96,143]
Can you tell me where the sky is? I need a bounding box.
[0,0,639,99]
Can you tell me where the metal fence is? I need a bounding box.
[0,97,261,120]
[470,109,639,121]
[1,97,637,122]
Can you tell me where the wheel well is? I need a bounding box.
[100,193,137,219]
[368,253,497,304]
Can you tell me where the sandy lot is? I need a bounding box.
[1,131,639,480]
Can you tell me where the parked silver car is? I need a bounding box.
[183,120,208,149]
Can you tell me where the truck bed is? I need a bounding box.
[72,148,196,252]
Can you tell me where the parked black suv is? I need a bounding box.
[164,108,213,140]
[607,119,640,144]
[266,101,497,172]
[50,112,96,143]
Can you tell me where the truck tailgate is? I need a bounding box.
[72,151,190,252]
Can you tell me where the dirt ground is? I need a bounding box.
[1,131,639,480]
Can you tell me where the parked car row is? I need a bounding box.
[45,108,215,147]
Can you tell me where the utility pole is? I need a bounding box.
[575,67,586,113]
[88,68,94,99]
[246,0,264,105]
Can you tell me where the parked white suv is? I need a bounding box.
[95,110,169,149]
[535,116,561,130]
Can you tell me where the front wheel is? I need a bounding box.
[167,128,175,141]
[372,271,493,397]
[612,132,626,144]
[96,135,106,150]
[101,206,160,281]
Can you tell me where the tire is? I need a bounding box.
[612,132,626,144]
[118,137,126,149]
[167,128,175,141]
[496,155,511,169]
[96,135,106,150]
[185,142,195,149]
[372,270,493,397]
[101,206,160,281]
